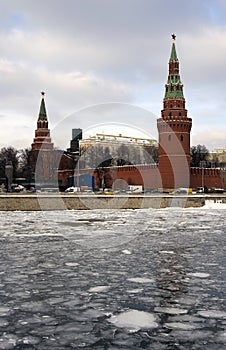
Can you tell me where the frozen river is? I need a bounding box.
[0,206,225,349]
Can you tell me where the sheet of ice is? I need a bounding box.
[127,277,154,283]
[197,310,226,319]
[155,307,188,315]
[126,288,143,294]
[165,322,199,330]
[188,272,210,278]
[109,309,158,331]
[159,250,175,254]
[122,249,132,255]
[19,336,40,345]
[0,319,9,327]
[88,286,110,293]
[65,262,79,267]
[0,334,18,350]
[0,307,11,316]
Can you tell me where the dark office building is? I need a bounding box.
[67,129,82,153]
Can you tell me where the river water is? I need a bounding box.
[0,206,225,349]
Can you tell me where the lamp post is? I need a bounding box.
[73,151,80,188]
[5,162,13,192]
[77,157,80,188]
[220,167,225,189]
[200,160,205,189]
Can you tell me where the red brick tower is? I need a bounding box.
[31,92,54,152]
[157,34,192,190]
[29,92,55,183]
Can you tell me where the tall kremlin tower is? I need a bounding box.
[157,34,192,189]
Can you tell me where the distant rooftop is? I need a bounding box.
[211,147,226,154]
[81,133,157,146]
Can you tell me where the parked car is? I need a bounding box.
[65,186,79,193]
[212,188,225,193]
[176,188,187,194]
[170,187,188,194]
[196,187,204,193]
[11,184,25,192]
[196,186,209,193]
[104,188,114,195]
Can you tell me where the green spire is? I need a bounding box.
[38,92,47,121]
[170,42,178,62]
[164,34,185,100]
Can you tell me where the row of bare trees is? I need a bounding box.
[0,144,224,183]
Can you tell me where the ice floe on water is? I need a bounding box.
[155,307,188,315]
[88,286,110,293]
[197,310,226,319]
[109,309,158,331]
[165,322,199,330]
[0,319,9,327]
[65,262,79,267]
[122,249,132,255]
[0,307,11,316]
[22,336,41,346]
[188,272,210,278]
[126,288,143,294]
[127,277,154,283]
[159,250,175,254]
[0,334,18,350]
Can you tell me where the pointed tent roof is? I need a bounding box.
[170,42,178,62]
[38,92,48,121]
[164,34,185,100]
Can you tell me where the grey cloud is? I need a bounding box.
[1,1,211,35]
[0,0,226,149]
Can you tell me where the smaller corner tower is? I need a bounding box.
[157,34,192,190]
[29,92,56,183]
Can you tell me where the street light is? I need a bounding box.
[200,160,205,189]
[72,151,80,187]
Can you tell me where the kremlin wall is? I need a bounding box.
[27,36,226,193]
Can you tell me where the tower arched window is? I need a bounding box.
[169,112,172,119]
[168,134,171,141]
[180,135,184,141]
[179,112,182,117]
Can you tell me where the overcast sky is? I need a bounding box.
[0,0,226,151]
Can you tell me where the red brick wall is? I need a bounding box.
[83,165,162,190]
[190,168,226,189]
[58,164,226,191]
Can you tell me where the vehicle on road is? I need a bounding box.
[65,186,80,193]
[11,184,25,192]
[104,188,114,195]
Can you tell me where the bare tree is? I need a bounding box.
[18,148,32,179]
[190,144,210,168]
[0,147,19,179]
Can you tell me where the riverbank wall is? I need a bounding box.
[0,194,225,210]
